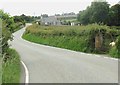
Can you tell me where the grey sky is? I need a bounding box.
[0,0,119,16]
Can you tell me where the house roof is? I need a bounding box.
[118,1,120,4]
[41,16,60,23]
[55,14,77,19]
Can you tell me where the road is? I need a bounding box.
[9,24,118,83]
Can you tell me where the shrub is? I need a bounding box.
[24,24,119,55]
[116,36,120,57]
[109,46,119,58]
[109,36,120,58]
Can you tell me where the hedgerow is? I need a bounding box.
[23,24,120,56]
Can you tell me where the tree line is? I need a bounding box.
[0,10,23,59]
[0,9,41,58]
[77,1,120,26]
[0,10,41,59]
[1,10,14,55]
[14,14,40,23]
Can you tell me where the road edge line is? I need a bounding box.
[20,26,118,61]
[21,61,29,84]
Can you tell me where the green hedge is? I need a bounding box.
[23,24,120,57]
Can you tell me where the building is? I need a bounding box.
[41,16,61,26]
[118,1,120,4]
[56,14,77,20]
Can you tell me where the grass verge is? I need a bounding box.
[22,24,120,58]
[2,49,21,83]
[23,33,89,52]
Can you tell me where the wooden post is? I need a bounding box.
[95,32,103,50]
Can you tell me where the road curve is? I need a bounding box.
[9,24,118,83]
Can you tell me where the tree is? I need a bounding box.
[77,6,92,25]
[41,14,48,18]
[77,1,109,25]
[0,10,16,32]
[108,4,120,26]
[90,1,109,24]
[2,21,12,53]
[14,15,26,26]
[0,10,12,54]
[14,16,24,23]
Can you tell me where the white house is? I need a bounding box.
[41,16,61,26]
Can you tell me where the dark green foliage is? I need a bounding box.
[0,10,25,55]
[108,4,120,26]
[2,22,12,53]
[77,1,120,26]
[0,10,15,32]
[77,8,91,25]
[14,14,41,23]
[14,15,26,26]
[90,2,109,24]
[77,1,109,25]
[0,10,12,54]
[41,14,48,18]
[18,14,34,23]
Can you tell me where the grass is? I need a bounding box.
[23,24,120,58]
[23,33,89,52]
[2,49,21,83]
[109,46,119,58]
[109,36,120,58]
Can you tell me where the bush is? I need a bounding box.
[109,36,120,58]
[23,24,119,56]
[109,46,119,58]
[116,36,120,56]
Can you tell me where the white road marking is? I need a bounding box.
[21,61,29,84]
[85,53,118,61]
[94,55,101,57]
[86,54,91,56]
[21,30,118,62]
[105,57,118,61]
[95,55,118,61]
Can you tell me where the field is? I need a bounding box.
[2,49,21,83]
[23,24,120,58]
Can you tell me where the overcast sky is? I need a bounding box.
[0,0,119,16]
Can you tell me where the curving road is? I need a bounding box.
[9,24,118,83]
